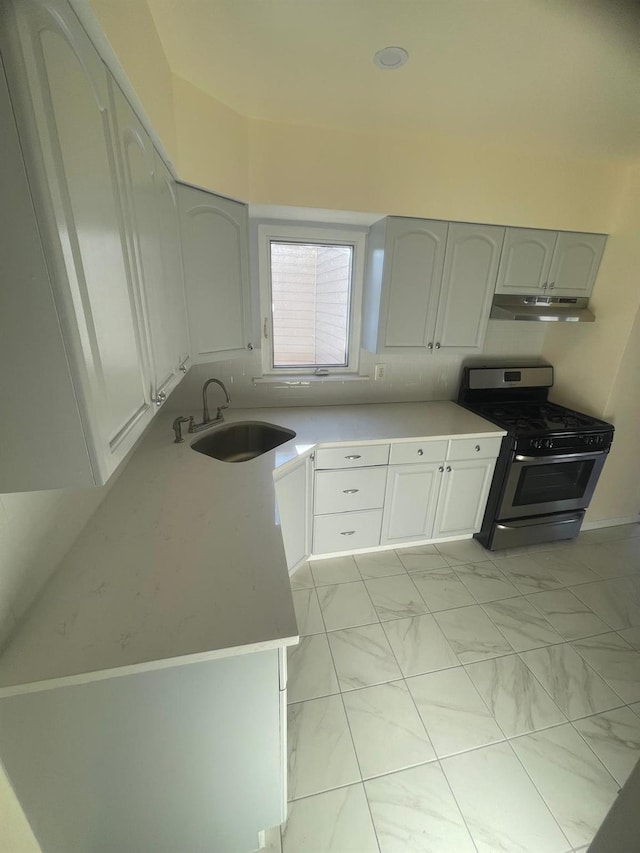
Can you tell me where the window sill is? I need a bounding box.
[252,374,371,386]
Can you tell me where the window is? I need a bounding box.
[257,225,366,374]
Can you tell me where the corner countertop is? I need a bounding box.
[0,401,505,696]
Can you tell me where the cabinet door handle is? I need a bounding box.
[548,282,555,290]
[475,445,481,452]
[438,466,445,473]
[427,342,433,350]
[446,465,452,472]
[340,530,356,536]
[345,454,362,460]
[152,391,166,407]
[179,363,188,374]
[434,342,441,349]
[342,488,359,494]
[542,283,548,290]
[417,449,424,456]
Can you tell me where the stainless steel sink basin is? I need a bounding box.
[191,421,296,463]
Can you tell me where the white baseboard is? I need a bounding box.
[583,516,640,530]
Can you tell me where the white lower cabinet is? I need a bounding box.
[313,509,384,555]
[309,436,501,556]
[274,455,313,571]
[432,458,496,539]
[381,463,442,544]
[0,650,287,853]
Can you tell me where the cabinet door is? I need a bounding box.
[433,223,505,353]
[178,183,251,360]
[547,232,606,297]
[274,455,312,571]
[154,152,190,372]
[432,459,496,539]
[4,0,153,481]
[381,463,443,544]
[109,80,172,401]
[495,228,557,294]
[378,218,448,352]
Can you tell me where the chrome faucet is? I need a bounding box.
[189,378,232,433]
[171,378,231,443]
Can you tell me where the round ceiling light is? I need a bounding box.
[373,46,409,70]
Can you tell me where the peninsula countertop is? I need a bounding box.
[0,401,505,695]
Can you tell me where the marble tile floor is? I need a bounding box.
[273,524,640,853]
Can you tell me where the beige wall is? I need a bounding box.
[543,163,640,523]
[172,75,249,200]
[248,119,626,232]
[89,0,177,163]
[588,300,640,522]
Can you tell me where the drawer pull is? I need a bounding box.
[344,454,362,460]
[340,530,356,536]
[475,444,481,452]
[342,489,360,494]
[417,448,424,456]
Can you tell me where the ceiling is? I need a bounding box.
[147,0,640,159]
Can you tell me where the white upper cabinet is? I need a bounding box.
[1,0,155,487]
[547,232,607,297]
[495,228,557,294]
[496,227,606,297]
[153,152,190,374]
[434,223,505,353]
[178,184,253,361]
[363,218,504,355]
[109,79,189,403]
[362,217,448,353]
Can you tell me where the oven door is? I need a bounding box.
[498,449,608,519]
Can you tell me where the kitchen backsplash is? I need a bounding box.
[168,320,547,411]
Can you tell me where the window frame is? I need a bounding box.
[257,223,366,376]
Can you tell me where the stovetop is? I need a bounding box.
[457,365,615,454]
[470,400,610,437]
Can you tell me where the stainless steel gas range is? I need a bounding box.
[457,365,614,550]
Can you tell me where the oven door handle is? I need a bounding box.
[514,450,609,463]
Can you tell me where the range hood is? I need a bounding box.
[490,294,595,323]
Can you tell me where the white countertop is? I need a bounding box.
[0,402,504,696]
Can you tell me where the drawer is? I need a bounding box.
[447,436,503,461]
[315,467,387,515]
[389,439,448,465]
[313,509,383,555]
[315,444,389,470]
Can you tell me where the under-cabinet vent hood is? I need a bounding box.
[490,295,595,323]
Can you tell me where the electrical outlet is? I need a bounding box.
[374,364,385,381]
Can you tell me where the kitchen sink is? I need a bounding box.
[191,421,296,463]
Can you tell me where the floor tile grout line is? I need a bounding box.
[566,717,625,791]
[523,588,619,637]
[514,644,629,718]
[500,735,575,852]
[476,597,561,652]
[568,635,639,707]
[460,655,569,742]
[323,627,384,853]
[430,755,482,853]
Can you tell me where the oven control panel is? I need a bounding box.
[520,432,612,454]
